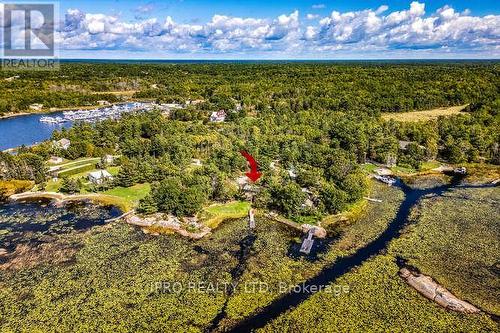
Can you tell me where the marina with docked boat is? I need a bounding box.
[39,102,153,124]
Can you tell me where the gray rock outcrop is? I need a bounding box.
[399,268,480,314]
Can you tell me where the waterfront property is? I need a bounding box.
[54,138,71,150]
[88,170,113,185]
[29,104,43,111]
[48,156,63,164]
[210,110,227,122]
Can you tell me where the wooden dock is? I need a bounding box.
[248,208,256,229]
[299,229,315,254]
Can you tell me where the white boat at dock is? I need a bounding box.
[40,116,68,124]
[374,175,397,186]
[40,103,152,124]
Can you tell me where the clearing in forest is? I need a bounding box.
[382,104,468,122]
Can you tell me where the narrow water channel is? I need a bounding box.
[223,176,494,332]
[207,231,257,332]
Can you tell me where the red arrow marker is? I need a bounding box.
[240,150,262,182]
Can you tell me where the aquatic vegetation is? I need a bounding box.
[391,186,500,315]
[0,182,402,332]
[218,182,404,328]
[260,255,497,332]
[401,173,451,190]
[0,180,498,332]
[256,185,500,332]
[0,200,120,257]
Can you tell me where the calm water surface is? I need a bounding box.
[0,200,121,255]
[0,111,71,151]
[0,103,140,151]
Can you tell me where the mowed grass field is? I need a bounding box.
[382,104,468,122]
[102,183,151,211]
[201,201,251,229]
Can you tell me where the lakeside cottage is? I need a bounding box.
[236,175,260,200]
[210,110,226,122]
[48,156,63,164]
[103,155,114,164]
[29,103,43,111]
[54,138,71,150]
[88,170,113,185]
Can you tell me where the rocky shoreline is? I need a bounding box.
[125,213,212,240]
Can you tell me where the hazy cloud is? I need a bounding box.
[312,4,326,9]
[135,2,155,14]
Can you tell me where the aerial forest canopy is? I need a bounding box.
[0,62,498,115]
[0,62,498,220]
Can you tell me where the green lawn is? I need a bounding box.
[102,183,151,211]
[391,165,417,175]
[202,201,251,229]
[420,160,441,171]
[45,178,62,192]
[360,163,378,174]
[57,158,101,170]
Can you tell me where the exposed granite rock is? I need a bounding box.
[301,224,327,238]
[399,268,480,314]
[0,248,8,256]
[125,213,211,239]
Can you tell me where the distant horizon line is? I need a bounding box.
[56,58,500,62]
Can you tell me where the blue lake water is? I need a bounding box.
[0,103,142,151]
[0,111,71,151]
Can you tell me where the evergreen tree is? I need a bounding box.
[60,178,80,194]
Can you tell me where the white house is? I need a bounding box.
[236,176,248,188]
[191,159,203,166]
[54,138,71,150]
[210,110,227,122]
[29,103,43,111]
[103,155,114,164]
[88,170,113,185]
[48,156,63,164]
